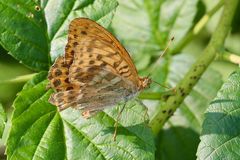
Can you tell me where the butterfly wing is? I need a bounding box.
[66,18,140,87]
[49,74,132,111]
[48,18,140,113]
[48,56,79,92]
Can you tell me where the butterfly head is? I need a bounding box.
[139,77,152,90]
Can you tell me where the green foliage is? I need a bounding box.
[0,0,239,160]
[7,72,155,160]
[0,0,49,70]
[155,54,223,160]
[197,69,240,160]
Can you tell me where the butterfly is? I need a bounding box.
[47,18,152,140]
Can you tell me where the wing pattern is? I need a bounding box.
[48,18,140,115]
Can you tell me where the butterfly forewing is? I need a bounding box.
[48,18,142,115]
[67,18,140,85]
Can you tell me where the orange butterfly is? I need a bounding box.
[47,18,152,140]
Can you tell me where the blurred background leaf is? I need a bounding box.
[0,46,33,107]
[111,0,200,71]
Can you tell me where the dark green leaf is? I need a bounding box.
[0,0,49,71]
[7,74,57,158]
[157,126,199,160]
[193,0,206,24]
[231,2,240,33]
[197,69,240,160]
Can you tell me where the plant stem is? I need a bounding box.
[217,51,240,65]
[150,0,239,135]
[138,92,162,100]
[170,0,224,54]
[138,90,174,100]
[0,73,36,84]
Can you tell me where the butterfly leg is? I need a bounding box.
[161,88,177,101]
[82,110,91,119]
[82,110,99,119]
[113,102,127,141]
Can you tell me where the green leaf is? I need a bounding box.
[45,0,118,61]
[22,72,48,90]
[0,103,6,138]
[7,73,155,160]
[0,0,49,71]
[157,126,200,160]
[7,73,57,158]
[62,100,155,160]
[197,69,240,160]
[155,54,223,160]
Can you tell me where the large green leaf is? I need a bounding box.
[0,0,118,71]
[154,54,223,160]
[7,72,155,160]
[0,0,49,71]
[197,69,240,160]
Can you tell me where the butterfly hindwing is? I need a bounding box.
[49,68,134,112]
[48,56,78,92]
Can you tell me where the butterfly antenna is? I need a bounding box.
[152,80,171,89]
[151,36,175,71]
[150,37,174,90]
